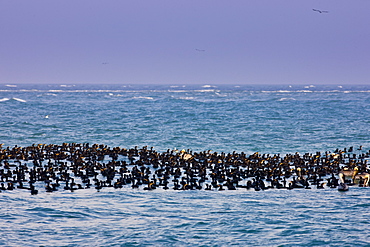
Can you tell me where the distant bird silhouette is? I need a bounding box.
[195,49,205,52]
[102,62,109,65]
[313,9,329,13]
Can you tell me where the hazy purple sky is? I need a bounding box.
[1,0,369,85]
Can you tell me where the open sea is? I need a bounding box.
[1,84,370,246]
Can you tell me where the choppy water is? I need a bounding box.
[1,84,370,246]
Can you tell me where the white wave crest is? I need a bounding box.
[304,85,316,88]
[194,89,217,92]
[133,96,154,100]
[12,97,27,102]
[297,90,313,93]
[278,97,296,101]
[0,97,27,102]
[59,85,75,87]
[178,97,195,100]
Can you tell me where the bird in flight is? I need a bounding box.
[195,49,205,52]
[313,9,329,13]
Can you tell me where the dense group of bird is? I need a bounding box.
[0,143,369,195]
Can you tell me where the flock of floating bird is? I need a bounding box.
[0,143,368,195]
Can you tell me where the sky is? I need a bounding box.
[1,0,369,85]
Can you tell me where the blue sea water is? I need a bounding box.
[1,84,370,246]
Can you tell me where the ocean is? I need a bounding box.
[1,84,370,246]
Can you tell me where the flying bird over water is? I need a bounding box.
[313,9,329,13]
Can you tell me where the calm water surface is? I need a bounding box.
[2,188,370,246]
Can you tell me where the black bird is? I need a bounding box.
[313,9,329,13]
